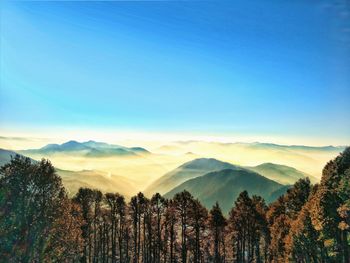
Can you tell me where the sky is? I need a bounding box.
[0,0,349,146]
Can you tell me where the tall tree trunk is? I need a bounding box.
[214,227,219,263]
[119,217,123,263]
[137,212,141,263]
[222,235,226,263]
[341,230,349,263]
[157,211,161,263]
[170,223,174,263]
[133,217,138,263]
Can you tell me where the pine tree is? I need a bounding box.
[189,199,208,263]
[209,202,226,263]
[173,190,194,263]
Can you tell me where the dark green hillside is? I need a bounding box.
[165,168,286,214]
[144,158,240,195]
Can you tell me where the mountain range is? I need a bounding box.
[20,140,149,157]
[145,158,314,196]
[154,141,345,177]
[0,140,327,210]
[233,142,345,152]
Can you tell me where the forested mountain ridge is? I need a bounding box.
[164,168,286,214]
[0,147,349,262]
[146,158,315,199]
[144,158,240,195]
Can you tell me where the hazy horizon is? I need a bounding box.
[0,0,349,193]
[0,135,345,189]
[0,130,349,151]
[1,1,349,146]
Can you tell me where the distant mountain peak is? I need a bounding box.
[180,158,239,170]
[21,140,150,157]
[61,140,80,146]
[180,157,236,169]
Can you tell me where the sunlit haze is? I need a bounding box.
[0,1,349,195]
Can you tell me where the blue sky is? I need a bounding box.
[1,1,349,143]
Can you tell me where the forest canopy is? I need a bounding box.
[0,148,349,262]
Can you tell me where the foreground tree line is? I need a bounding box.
[0,148,349,263]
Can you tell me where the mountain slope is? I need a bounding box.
[0,149,23,166]
[57,169,136,198]
[0,148,136,197]
[144,158,240,196]
[247,163,318,185]
[164,168,287,214]
[0,148,39,167]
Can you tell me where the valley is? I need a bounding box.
[0,138,344,209]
